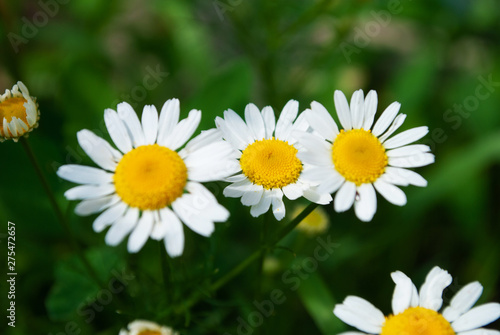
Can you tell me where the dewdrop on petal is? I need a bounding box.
[0,81,40,142]
[293,205,329,236]
[119,320,178,335]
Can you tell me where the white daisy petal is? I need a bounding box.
[184,141,240,182]
[157,98,180,145]
[418,266,452,311]
[389,153,435,168]
[75,195,119,216]
[378,114,407,143]
[373,180,407,206]
[105,207,140,246]
[457,329,500,335]
[452,303,500,332]
[282,183,304,200]
[305,103,339,141]
[362,90,378,130]
[334,181,356,212]
[127,211,154,253]
[383,167,428,187]
[334,90,352,130]
[386,144,431,157]
[57,165,114,185]
[104,108,133,153]
[93,202,128,233]
[186,182,229,222]
[163,109,201,150]
[391,271,416,315]
[222,108,254,145]
[333,296,384,334]
[77,130,121,171]
[290,111,309,135]
[241,187,264,206]
[338,332,370,335]
[443,282,483,322]
[172,195,215,237]
[302,187,333,205]
[160,207,185,257]
[216,116,248,151]
[64,184,115,200]
[275,100,298,141]
[117,102,146,148]
[250,193,273,218]
[354,183,377,222]
[350,89,365,129]
[224,179,256,198]
[372,102,401,137]
[262,106,276,139]
[271,189,285,221]
[225,174,247,183]
[141,105,159,145]
[245,103,266,140]
[383,126,429,149]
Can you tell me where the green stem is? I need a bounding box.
[176,202,319,313]
[20,137,104,288]
[159,241,172,302]
[255,211,271,298]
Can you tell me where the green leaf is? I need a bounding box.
[297,270,344,334]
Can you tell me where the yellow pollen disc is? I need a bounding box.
[138,331,162,335]
[332,129,388,186]
[240,138,303,190]
[0,97,29,137]
[114,144,187,210]
[381,307,455,335]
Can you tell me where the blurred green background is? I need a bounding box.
[1,0,499,334]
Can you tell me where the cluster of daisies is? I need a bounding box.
[4,81,499,334]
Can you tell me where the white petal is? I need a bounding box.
[77,130,121,171]
[275,100,298,140]
[262,106,276,139]
[224,179,256,198]
[117,102,145,148]
[389,153,435,168]
[57,165,113,185]
[333,297,384,334]
[271,189,285,221]
[372,102,401,137]
[75,195,118,216]
[225,174,247,183]
[161,207,185,257]
[182,128,224,154]
[386,144,431,157]
[338,332,369,335]
[378,114,407,143]
[93,202,128,233]
[373,180,407,206]
[382,167,428,187]
[282,183,303,200]
[334,181,356,212]
[241,186,264,206]
[297,130,332,154]
[172,196,215,237]
[105,207,140,246]
[104,108,132,153]
[302,167,344,195]
[305,103,339,141]
[64,184,115,200]
[127,211,154,253]
[458,329,500,335]
[383,126,429,149]
[452,303,500,332]
[354,183,377,222]
[245,103,265,140]
[142,105,159,145]
[297,148,333,167]
[221,108,253,146]
[350,89,365,129]
[418,266,452,311]
[290,111,309,136]
[391,271,418,315]
[334,90,352,130]
[250,192,272,217]
[162,109,201,150]
[302,187,333,205]
[184,141,240,182]
[444,282,483,322]
[362,90,378,130]
[157,98,180,145]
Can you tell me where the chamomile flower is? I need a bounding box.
[298,90,434,222]
[0,81,40,142]
[119,320,178,335]
[334,266,500,335]
[57,99,239,257]
[293,204,329,235]
[216,100,332,221]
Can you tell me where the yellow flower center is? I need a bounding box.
[138,331,162,335]
[114,144,187,210]
[296,206,329,234]
[0,97,28,136]
[240,138,302,190]
[331,129,387,186]
[381,307,455,335]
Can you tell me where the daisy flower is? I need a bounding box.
[298,89,434,222]
[0,81,40,142]
[57,99,239,257]
[119,320,178,335]
[334,266,500,335]
[216,100,332,221]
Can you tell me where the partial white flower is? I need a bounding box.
[333,266,500,335]
[57,99,239,257]
[298,89,434,221]
[119,320,178,335]
[216,100,332,220]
